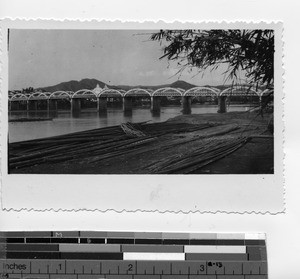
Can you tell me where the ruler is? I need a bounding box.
[0,231,268,279]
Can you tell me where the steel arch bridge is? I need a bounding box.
[99,89,125,98]
[219,85,261,97]
[184,87,220,97]
[28,92,50,100]
[124,88,152,97]
[8,86,265,101]
[9,93,28,102]
[152,87,185,97]
[72,89,97,99]
[49,91,73,100]
[8,85,267,114]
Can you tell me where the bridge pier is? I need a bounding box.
[151,96,161,115]
[11,101,21,111]
[182,96,192,115]
[47,99,58,111]
[123,97,133,113]
[71,98,81,114]
[218,96,227,113]
[27,100,38,111]
[97,97,107,114]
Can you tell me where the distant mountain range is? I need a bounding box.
[37,78,229,92]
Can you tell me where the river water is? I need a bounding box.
[9,104,251,143]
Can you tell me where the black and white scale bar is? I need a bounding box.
[0,232,267,278]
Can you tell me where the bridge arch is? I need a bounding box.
[49,91,72,99]
[98,89,124,98]
[10,93,28,102]
[184,87,220,97]
[73,89,97,99]
[124,88,151,97]
[220,86,260,97]
[152,87,184,97]
[28,92,49,100]
[24,93,32,98]
[43,92,52,98]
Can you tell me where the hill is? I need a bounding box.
[38,78,197,92]
[38,78,107,92]
[167,80,196,90]
[115,80,197,90]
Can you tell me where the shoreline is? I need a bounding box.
[9,111,274,174]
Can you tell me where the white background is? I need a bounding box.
[0,0,299,278]
[0,21,284,213]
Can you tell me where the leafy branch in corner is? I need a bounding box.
[150,29,274,89]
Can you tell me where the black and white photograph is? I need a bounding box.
[8,28,275,174]
[0,1,299,278]
[0,20,284,212]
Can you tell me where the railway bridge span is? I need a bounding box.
[9,84,270,115]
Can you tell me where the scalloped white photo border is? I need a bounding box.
[0,20,284,213]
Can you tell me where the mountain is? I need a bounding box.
[37,78,198,93]
[114,80,197,91]
[168,80,196,90]
[38,78,107,92]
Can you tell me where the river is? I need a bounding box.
[8,104,252,143]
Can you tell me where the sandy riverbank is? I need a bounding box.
[9,111,273,174]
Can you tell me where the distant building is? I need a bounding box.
[94,84,109,95]
[94,84,102,95]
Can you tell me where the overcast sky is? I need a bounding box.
[9,29,245,90]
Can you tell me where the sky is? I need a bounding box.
[8,29,246,90]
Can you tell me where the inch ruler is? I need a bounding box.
[0,231,268,279]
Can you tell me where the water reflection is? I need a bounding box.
[8,105,251,143]
[123,110,133,117]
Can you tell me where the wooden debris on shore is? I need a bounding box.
[147,136,249,174]
[9,121,214,170]
[121,122,146,137]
